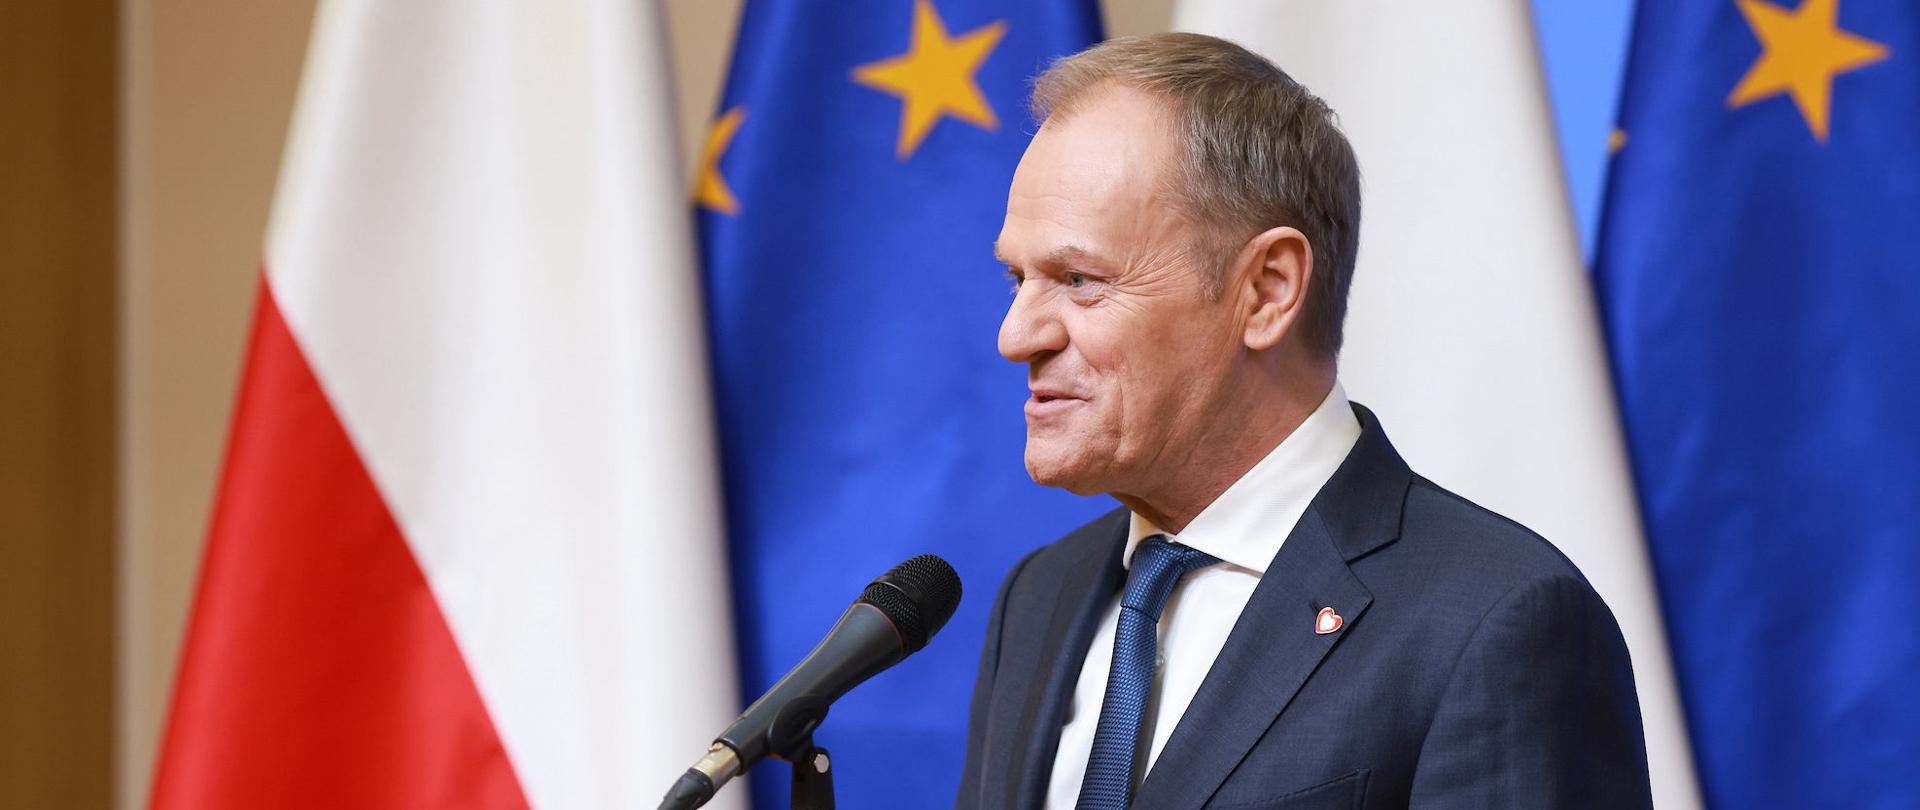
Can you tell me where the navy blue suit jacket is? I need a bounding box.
[955,405,1654,809]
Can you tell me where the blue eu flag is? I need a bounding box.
[1596,1,1919,806]
[696,1,1103,806]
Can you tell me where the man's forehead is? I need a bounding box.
[1021,90,1178,185]
[1001,89,1182,264]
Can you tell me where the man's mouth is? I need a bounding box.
[1026,389,1082,418]
[1029,386,1078,401]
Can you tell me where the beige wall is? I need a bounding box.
[113,1,1170,807]
[117,0,317,803]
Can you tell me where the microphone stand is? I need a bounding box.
[786,735,834,810]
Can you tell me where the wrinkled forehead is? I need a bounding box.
[1000,86,1185,260]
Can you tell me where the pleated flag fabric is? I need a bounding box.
[149,3,743,808]
[1597,1,1920,806]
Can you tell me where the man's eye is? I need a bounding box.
[1066,272,1087,288]
[1005,269,1025,291]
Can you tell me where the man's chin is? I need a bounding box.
[1023,448,1108,496]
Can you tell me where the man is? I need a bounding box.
[957,34,1652,809]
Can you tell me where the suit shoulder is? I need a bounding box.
[1392,476,1600,598]
[1354,477,1632,680]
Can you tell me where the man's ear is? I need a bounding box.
[1239,226,1313,352]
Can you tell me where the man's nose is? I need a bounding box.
[999,283,1067,363]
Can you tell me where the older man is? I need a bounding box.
[957,34,1653,810]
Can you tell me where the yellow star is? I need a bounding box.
[1727,0,1889,142]
[695,107,746,214]
[852,0,1006,159]
[1609,128,1629,154]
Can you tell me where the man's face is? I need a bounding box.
[995,85,1246,497]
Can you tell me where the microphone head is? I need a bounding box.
[857,554,962,653]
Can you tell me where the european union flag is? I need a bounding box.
[697,1,1103,805]
[1595,1,1919,806]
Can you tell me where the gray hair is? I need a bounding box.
[1031,33,1362,357]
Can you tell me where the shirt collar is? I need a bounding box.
[1124,382,1363,574]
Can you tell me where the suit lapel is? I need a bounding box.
[1004,512,1126,810]
[1132,510,1372,808]
[1133,403,1411,809]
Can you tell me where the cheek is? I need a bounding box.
[1111,313,1233,433]
[1079,312,1198,390]
[1065,309,1136,386]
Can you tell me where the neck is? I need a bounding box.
[1116,357,1334,533]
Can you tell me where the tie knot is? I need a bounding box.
[1122,537,1218,620]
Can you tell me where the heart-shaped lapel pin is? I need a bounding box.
[1314,606,1344,635]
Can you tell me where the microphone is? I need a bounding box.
[658,554,963,810]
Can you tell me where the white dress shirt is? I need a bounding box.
[1043,383,1362,809]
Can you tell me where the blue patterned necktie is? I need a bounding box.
[1076,536,1220,810]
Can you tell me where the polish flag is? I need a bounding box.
[148,2,743,809]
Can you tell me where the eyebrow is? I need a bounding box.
[992,242,1103,269]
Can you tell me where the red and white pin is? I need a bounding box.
[1314,606,1344,635]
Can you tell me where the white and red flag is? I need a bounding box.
[149,2,742,808]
